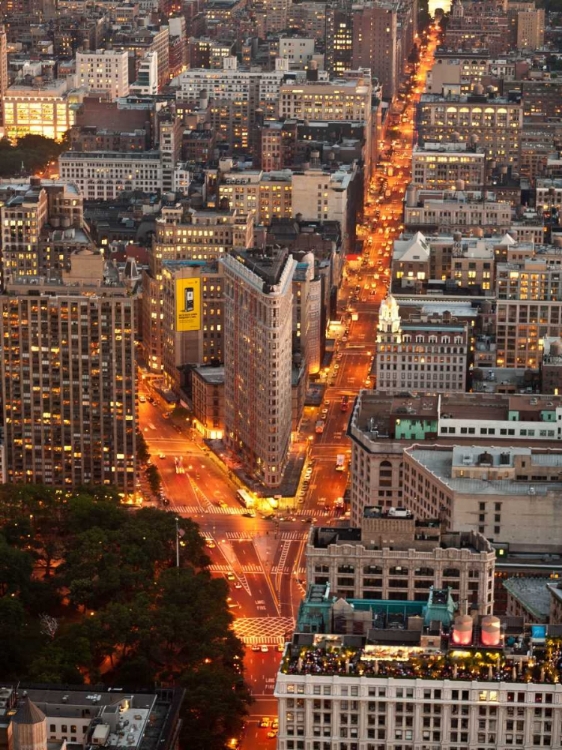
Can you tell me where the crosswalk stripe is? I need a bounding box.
[168,505,247,515]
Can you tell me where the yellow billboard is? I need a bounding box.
[176,278,201,332]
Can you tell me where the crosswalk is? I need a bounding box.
[169,505,246,515]
[280,531,309,541]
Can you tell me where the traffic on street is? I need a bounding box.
[139,21,441,750]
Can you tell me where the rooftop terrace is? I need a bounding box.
[280,632,562,685]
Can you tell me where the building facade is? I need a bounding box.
[306,517,495,613]
[375,295,469,394]
[0,252,136,493]
[223,248,297,487]
[76,49,130,99]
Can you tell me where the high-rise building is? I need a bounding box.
[161,259,224,391]
[325,0,353,76]
[0,250,137,492]
[76,50,130,100]
[222,248,297,488]
[352,3,399,99]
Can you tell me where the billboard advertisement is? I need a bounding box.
[176,278,201,331]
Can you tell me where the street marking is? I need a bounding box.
[168,505,247,515]
[233,617,294,644]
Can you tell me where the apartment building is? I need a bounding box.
[403,185,512,234]
[375,294,468,394]
[416,91,523,167]
[0,178,91,283]
[348,390,562,524]
[279,73,372,123]
[325,0,354,76]
[391,231,507,294]
[76,49,130,100]
[0,250,136,493]
[403,444,562,552]
[446,0,510,55]
[111,25,169,90]
[495,257,562,368]
[161,259,224,391]
[411,143,486,190]
[306,512,495,612]
[222,248,297,488]
[176,57,290,151]
[275,614,562,750]
[287,2,326,40]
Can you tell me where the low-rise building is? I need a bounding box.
[348,390,562,524]
[411,143,486,190]
[190,364,224,440]
[376,294,468,394]
[0,685,183,750]
[503,577,552,624]
[403,185,512,234]
[4,78,80,141]
[306,511,495,612]
[403,444,562,552]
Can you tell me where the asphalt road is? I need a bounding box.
[139,23,441,750]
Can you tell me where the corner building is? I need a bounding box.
[222,249,297,488]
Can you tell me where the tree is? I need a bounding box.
[137,432,151,464]
[146,464,162,495]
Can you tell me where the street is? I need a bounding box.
[139,23,441,750]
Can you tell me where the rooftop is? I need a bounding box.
[280,621,562,684]
[503,577,553,621]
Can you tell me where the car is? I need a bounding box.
[158,453,166,459]
[242,511,255,518]
[227,573,236,580]
[267,731,278,739]
[260,718,271,728]
[234,582,243,589]
[163,413,170,419]
[206,539,216,548]
[272,720,279,730]
[139,395,146,403]
[261,645,269,653]
[252,645,261,652]
[321,408,328,416]
[227,601,240,609]
[301,517,313,523]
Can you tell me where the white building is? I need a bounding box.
[291,168,351,227]
[275,619,562,750]
[278,38,316,67]
[376,294,468,394]
[403,185,512,233]
[130,51,158,95]
[59,151,164,199]
[411,143,486,189]
[222,248,297,488]
[76,49,130,100]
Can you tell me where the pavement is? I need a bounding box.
[138,23,441,750]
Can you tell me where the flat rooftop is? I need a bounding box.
[503,577,553,621]
[407,446,562,496]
